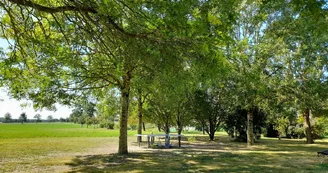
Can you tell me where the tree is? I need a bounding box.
[86,116,92,128]
[34,114,41,123]
[69,104,83,123]
[224,107,268,141]
[0,0,244,154]
[47,115,53,123]
[274,117,289,140]
[59,117,66,122]
[266,1,328,144]
[19,112,27,124]
[225,1,290,146]
[4,112,11,123]
[189,89,227,141]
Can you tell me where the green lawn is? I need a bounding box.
[0,123,139,138]
[0,123,328,173]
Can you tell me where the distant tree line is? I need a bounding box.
[0,112,69,124]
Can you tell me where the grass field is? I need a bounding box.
[0,123,139,138]
[1,123,328,173]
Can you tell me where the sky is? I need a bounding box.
[0,39,72,119]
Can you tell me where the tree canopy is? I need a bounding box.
[0,0,328,154]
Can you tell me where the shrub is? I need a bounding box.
[130,124,137,131]
[99,119,114,129]
[294,125,305,139]
[312,124,325,139]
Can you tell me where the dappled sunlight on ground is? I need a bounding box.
[64,136,328,173]
[1,133,328,172]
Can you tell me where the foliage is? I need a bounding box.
[47,115,53,123]
[99,118,114,130]
[19,112,27,124]
[294,125,305,139]
[69,100,97,126]
[224,107,268,142]
[33,114,42,123]
[274,117,289,138]
[189,89,227,140]
[3,112,11,123]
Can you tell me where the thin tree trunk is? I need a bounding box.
[178,129,182,147]
[164,121,170,148]
[177,110,182,147]
[202,124,205,135]
[209,120,215,141]
[143,122,146,131]
[247,109,254,146]
[303,108,314,144]
[118,74,131,155]
[137,92,143,143]
[157,124,161,132]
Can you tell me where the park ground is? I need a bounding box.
[0,123,328,173]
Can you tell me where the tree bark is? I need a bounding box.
[209,120,215,141]
[209,132,215,141]
[118,74,131,155]
[247,109,254,146]
[202,124,205,135]
[303,108,314,144]
[178,129,182,147]
[177,110,182,147]
[157,124,161,132]
[137,92,143,143]
[143,122,146,131]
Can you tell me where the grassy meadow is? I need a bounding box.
[0,123,138,138]
[1,123,328,173]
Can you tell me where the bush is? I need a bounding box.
[129,124,137,131]
[99,119,114,129]
[312,124,325,139]
[114,122,120,130]
[294,125,305,139]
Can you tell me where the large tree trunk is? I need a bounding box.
[137,92,143,143]
[247,109,254,147]
[303,108,314,144]
[118,74,131,155]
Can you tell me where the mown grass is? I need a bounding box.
[0,123,141,138]
[67,137,328,173]
[1,123,328,173]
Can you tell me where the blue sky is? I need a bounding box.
[0,39,72,119]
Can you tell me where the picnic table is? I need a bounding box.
[135,134,183,148]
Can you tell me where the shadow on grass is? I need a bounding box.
[65,136,328,172]
[66,149,328,172]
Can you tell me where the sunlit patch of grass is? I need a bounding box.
[65,135,328,173]
[0,123,142,138]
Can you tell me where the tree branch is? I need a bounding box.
[7,0,149,38]
[8,0,97,13]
